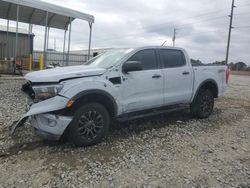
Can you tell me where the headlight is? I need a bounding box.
[32,84,63,102]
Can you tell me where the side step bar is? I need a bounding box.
[117,104,190,122]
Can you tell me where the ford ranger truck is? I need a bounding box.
[10,46,229,146]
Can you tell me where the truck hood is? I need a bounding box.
[25,65,106,83]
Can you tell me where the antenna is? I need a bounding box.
[161,40,167,46]
[173,28,177,47]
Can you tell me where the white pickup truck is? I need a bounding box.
[11,46,229,146]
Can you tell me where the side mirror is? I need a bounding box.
[122,61,142,73]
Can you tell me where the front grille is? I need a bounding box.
[22,81,35,99]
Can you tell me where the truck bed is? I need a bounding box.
[192,65,227,99]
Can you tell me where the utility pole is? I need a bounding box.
[225,0,236,65]
[173,28,177,47]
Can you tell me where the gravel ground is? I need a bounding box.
[0,75,249,188]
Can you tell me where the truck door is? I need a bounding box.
[159,49,193,105]
[120,49,164,113]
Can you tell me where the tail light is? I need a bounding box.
[226,65,230,84]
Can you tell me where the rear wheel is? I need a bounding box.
[191,89,214,118]
[68,103,110,147]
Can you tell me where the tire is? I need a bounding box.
[190,89,214,119]
[68,103,110,147]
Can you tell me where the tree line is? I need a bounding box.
[191,59,250,71]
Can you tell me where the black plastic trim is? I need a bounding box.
[59,74,101,82]
[109,77,122,85]
[117,104,189,122]
[192,79,218,102]
[71,89,118,116]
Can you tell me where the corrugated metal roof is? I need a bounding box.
[0,0,94,30]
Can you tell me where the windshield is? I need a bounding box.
[84,49,133,68]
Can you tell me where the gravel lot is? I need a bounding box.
[0,75,249,187]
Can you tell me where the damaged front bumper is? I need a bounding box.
[10,95,73,141]
[31,113,72,140]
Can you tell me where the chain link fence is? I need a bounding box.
[33,50,91,67]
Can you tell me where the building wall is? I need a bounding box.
[0,31,34,60]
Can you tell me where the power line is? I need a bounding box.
[71,8,230,43]
[89,25,247,49]
[176,15,228,29]
[235,25,250,28]
[90,4,250,40]
[72,15,228,45]
[177,26,228,37]
[68,3,244,47]
[90,0,240,48]
[237,3,250,7]
[234,12,250,16]
[57,7,249,43]
[29,2,250,50]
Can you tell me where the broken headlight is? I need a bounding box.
[33,84,63,102]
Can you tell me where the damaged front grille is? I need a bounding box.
[22,81,35,99]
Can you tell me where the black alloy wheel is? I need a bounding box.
[78,110,104,140]
[68,103,110,147]
[191,89,214,119]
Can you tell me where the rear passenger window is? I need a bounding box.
[128,49,157,70]
[160,49,186,68]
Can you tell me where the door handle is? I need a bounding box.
[152,74,162,78]
[182,71,190,75]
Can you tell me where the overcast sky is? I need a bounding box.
[1,0,250,64]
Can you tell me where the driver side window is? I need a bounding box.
[128,49,158,70]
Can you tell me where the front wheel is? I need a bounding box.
[68,103,110,147]
[190,89,214,119]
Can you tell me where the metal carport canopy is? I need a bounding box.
[0,0,94,68]
[0,0,95,29]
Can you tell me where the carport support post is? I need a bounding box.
[66,17,72,66]
[43,11,49,68]
[62,29,67,66]
[88,22,92,60]
[14,4,19,69]
[28,24,32,54]
[46,27,50,50]
[6,20,9,59]
[28,24,32,71]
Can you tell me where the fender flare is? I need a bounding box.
[70,89,118,116]
[192,79,218,102]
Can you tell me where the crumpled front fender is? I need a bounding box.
[26,95,69,116]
